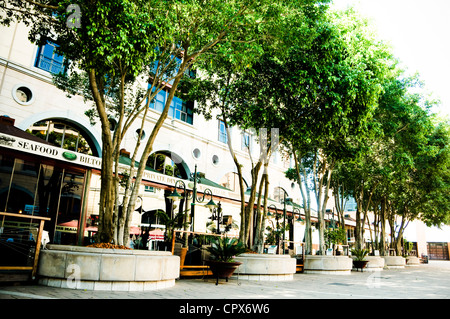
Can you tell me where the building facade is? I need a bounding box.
[0,20,448,259]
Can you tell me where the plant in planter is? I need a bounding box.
[351,248,369,272]
[205,236,247,285]
[325,227,346,255]
[155,209,189,251]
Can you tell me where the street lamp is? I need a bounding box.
[167,180,185,201]
[284,198,304,251]
[268,204,281,254]
[326,208,335,230]
[282,191,290,254]
[167,167,217,230]
[202,189,217,210]
[209,202,223,234]
[188,164,216,230]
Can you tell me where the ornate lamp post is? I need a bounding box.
[209,202,223,234]
[282,194,304,254]
[326,208,336,230]
[282,192,290,254]
[188,164,217,230]
[268,204,280,254]
[167,170,216,230]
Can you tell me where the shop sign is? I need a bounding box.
[0,132,102,169]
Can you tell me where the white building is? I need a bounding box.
[0,20,448,261]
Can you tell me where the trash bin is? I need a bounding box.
[421,254,429,264]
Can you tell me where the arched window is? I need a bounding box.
[273,187,288,203]
[146,151,189,179]
[27,119,99,157]
[219,172,248,192]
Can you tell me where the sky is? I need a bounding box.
[331,0,450,118]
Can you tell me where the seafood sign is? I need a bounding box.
[0,132,102,169]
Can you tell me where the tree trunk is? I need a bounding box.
[253,168,268,253]
[88,68,116,244]
[220,114,247,245]
[380,197,387,255]
[293,152,313,255]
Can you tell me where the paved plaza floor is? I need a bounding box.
[1,261,449,300]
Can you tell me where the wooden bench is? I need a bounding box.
[173,243,212,277]
[180,265,212,277]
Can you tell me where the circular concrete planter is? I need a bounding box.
[406,256,421,266]
[364,256,384,271]
[37,244,180,291]
[304,255,353,275]
[232,253,297,281]
[382,256,406,269]
[351,256,384,272]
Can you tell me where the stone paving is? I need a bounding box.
[0,261,449,300]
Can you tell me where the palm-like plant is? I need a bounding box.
[351,248,369,261]
[206,237,247,262]
[156,209,189,242]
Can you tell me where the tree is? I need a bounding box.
[336,67,450,255]
[1,0,296,245]
[181,0,330,250]
[283,8,394,255]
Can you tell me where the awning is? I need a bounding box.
[60,220,141,235]
[148,229,164,240]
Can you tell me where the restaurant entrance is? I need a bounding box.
[0,151,88,246]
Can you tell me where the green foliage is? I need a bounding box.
[264,225,285,246]
[206,236,247,262]
[155,210,188,242]
[324,227,346,247]
[351,248,369,261]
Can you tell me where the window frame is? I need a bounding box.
[149,88,194,125]
[241,130,252,151]
[34,42,67,75]
[218,120,228,144]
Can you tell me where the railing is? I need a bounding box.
[171,229,238,254]
[0,212,50,279]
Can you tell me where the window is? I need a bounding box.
[35,43,66,74]
[241,131,251,151]
[149,89,194,125]
[135,128,146,140]
[12,85,34,105]
[27,120,96,156]
[218,121,228,144]
[192,148,201,159]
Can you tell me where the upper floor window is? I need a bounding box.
[218,120,228,144]
[27,119,97,156]
[34,43,66,74]
[149,88,193,125]
[241,131,252,151]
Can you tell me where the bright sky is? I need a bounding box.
[331,0,450,118]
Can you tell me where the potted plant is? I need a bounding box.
[351,248,369,272]
[205,236,247,285]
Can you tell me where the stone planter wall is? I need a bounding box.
[37,244,180,291]
[382,256,406,269]
[406,256,421,266]
[351,256,384,271]
[232,254,297,281]
[304,255,353,275]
